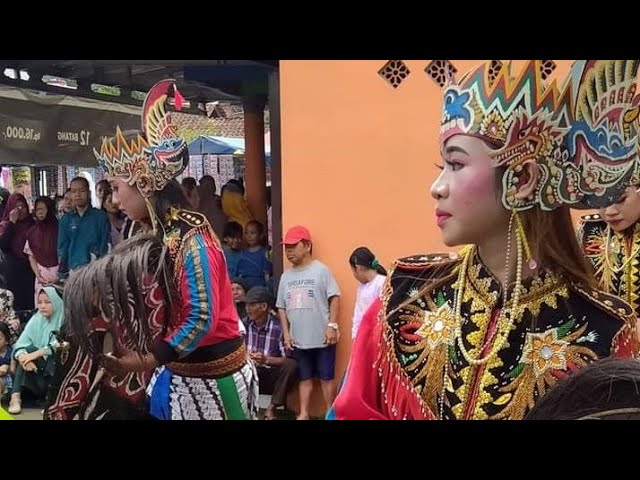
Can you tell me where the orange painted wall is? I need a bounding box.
[278,60,575,415]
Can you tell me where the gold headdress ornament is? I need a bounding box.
[440,60,640,211]
[94,79,188,197]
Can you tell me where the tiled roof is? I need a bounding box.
[173,103,270,143]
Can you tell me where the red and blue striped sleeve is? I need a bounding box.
[152,231,222,364]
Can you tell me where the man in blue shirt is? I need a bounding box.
[57,176,110,278]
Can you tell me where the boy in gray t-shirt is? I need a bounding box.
[276,225,340,420]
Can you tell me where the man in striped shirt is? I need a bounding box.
[244,287,298,420]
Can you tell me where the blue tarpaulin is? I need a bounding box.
[187,136,238,155]
[209,136,271,157]
[188,135,271,162]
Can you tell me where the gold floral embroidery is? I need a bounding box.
[378,260,439,419]
[415,303,456,349]
[380,249,625,420]
[396,298,457,413]
[521,329,569,376]
[491,321,598,420]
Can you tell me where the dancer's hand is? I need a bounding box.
[100,353,125,376]
[100,350,157,375]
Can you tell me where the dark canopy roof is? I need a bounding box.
[0,60,278,113]
[0,60,277,167]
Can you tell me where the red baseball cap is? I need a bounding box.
[282,225,312,245]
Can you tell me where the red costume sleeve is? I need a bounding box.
[330,298,436,420]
